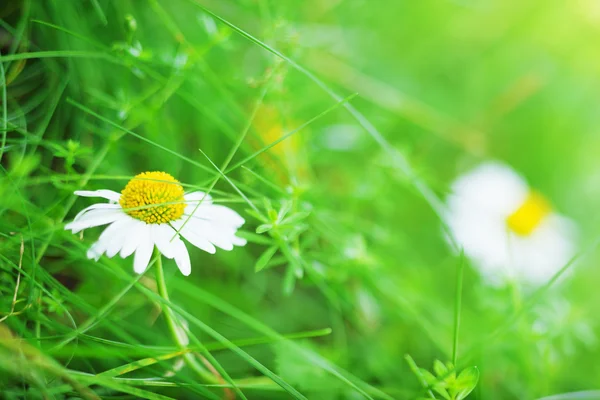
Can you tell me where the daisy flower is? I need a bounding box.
[65,171,247,276]
[446,162,577,286]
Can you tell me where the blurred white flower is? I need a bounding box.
[446,162,577,286]
[65,171,246,276]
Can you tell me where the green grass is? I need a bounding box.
[2,0,600,399]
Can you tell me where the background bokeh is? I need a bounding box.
[2,0,600,398]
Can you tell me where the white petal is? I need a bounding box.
[449,162,528,216]
[445,161,579,287]
[209,234,234,250]
[206,205,245,226]
[106,218,139,258]
[120,219,146,258]
[73,203,122,221]
[65,209,127,233]
[184,191,212,204]
[185,204,245,228]
[150,223,192,275]
[173,239,191,276]
[231,235,247,246]
[74,190,121,202]
[133,227,153,274]
[151,224,177,259]
[183,230,217,254]
[171,219,216,254]
[85,218,133,260]
[185,219,235,251]
[87,243,103,261]
[513,214,577,285]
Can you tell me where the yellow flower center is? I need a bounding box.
[506,192,551,236]
[119,171,185,224]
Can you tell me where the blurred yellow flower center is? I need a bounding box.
[119,171,185,224]
[506,192,551,236]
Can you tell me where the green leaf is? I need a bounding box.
[255,246,278,272]
[445,361,457,381]
[262,197,273,212]
[283,265,297,296]
[282,211,311,225]
[434,387,452,400]
[236,231,273,245]
[245,208,269,223]
[418,365,451,400]
[419,368,436,385]
[434,359,449,377]
[277,200,293,221]
[256,224,273,234]
[268,209,278,222]
[454,366,479,400]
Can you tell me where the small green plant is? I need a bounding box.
[406,355,479,400]
[247,197,311,294]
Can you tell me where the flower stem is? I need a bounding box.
[153,250,218,384]
[452,250,465,366]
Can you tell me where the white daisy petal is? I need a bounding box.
[106,218,139,258]
[74,190,121,202]
[85,218,133,260]
[173,239,191,276]
[231,235,247,246]
[208,233,234,250]
[73,203,122,221]
[184,191,212,203]
[449,162,528,216]
[65,209,127,233]
[185,204,245,227]
[150,223,192,275]
[180,229,218,254]
[186,219,236,251]
[208,205,245,226]
[133,227,153,274]
[152,224,177,259]
[120,219,146,258]
[86,243,103,261]
[171,219,216,254]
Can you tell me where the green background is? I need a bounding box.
[1,0,600,398]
